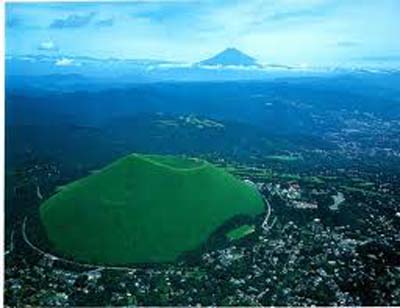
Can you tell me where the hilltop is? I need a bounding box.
[39,153,264,265]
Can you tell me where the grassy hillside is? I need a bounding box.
[40,153,264,265]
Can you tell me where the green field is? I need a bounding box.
[340,185,384,197]
[40,153,264,265]
[265,155,300,162]
[279,173,301,181]
[227,224,255,241]
[302,176,325,184]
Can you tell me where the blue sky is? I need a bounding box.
[5,0,400,66]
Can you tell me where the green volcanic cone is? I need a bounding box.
[40,154,264,265]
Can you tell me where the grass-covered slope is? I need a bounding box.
[40,153,264,265]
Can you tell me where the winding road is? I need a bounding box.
[22,216,139,272]
[21,188,275,271]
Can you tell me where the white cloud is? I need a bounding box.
[197,64,264,71]
[38,40,58,51]
[55,57,77,66]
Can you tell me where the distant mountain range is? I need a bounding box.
[198,48,260,67]
[6,48,400,87]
